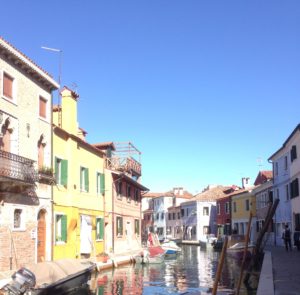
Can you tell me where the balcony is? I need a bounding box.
[0,150,37,186]
[106,142,142,177]
[38,167,55,185]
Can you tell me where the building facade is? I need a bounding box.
[0,37,59,270]
[52,87,105,260]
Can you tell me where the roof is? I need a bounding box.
[60,86,79,99]
[92,142,116,151]
[268,123,300,161]
[191,185,233,201]
[254,170,273,186]
[110,170,149,191]
[53,125,105,157]
[0,36,59,90]
[143,190,193,199]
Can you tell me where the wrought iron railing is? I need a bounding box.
[0,150,38,184]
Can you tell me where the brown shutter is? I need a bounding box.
[3,73,13,99]
[39,96,47,118]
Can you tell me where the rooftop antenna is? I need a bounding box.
[257,157,263,170]
[41,46,63,126]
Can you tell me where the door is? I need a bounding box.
[80,215,92,257]
[126,221,132,249]
[37,210,46,262]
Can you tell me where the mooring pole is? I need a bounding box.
[212,235,228,295]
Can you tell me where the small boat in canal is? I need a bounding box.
[134,246,165,264]
[161,240,181,255]
[227,241,255,261]
[3,259,96,295]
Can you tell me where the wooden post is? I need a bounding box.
[212,236,228,295]
[236,212,252,295]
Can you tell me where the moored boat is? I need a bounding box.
[3,259,95,295]
[161,240,182,255]
[227,241,255,261]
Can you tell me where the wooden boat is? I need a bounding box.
[3,259,95,295]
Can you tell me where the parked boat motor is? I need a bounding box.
[5,268,36,295]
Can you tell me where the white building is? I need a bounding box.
[0,37,59,270]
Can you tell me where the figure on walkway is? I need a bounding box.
[293,227,300,251]
[282,224,292,251]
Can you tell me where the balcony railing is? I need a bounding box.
[106,156,141,176]
[106,142,142,176]
[0,150,37,184]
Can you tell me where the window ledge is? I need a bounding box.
[96,239,104,242]
[12,228,26,232]
[55,241,66,245]
[2,95,17,106]
[39,116,50,124]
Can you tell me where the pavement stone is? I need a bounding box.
[269,246,300,295]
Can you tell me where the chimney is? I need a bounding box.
[173,187,178,195]
[179,187,183,196]
[60,87,79,135]
[242,177,251,189]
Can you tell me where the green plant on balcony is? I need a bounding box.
[38,166,53,176]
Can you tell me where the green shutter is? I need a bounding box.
[55,157,59,183]
[120,217,123,235]
[61,215,67,242]
[61,160,68,186]
[100,173,105,195]
[100,218,104,239]
[80,167,83,190]
[85,168,89,192]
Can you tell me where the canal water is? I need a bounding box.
[71,245,258,295]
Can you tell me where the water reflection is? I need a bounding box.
[73,245,256,295]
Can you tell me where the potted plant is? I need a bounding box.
[96,252,109,263]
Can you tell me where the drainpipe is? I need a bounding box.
[268,158,276,246]
[111,174,124,253]
[51,91,54,261]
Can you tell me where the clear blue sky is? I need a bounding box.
[2,1,300,194]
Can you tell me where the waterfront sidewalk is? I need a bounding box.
[269,246,300,295]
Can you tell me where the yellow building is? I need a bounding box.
[52,87,105,260]
[231,187,257,242]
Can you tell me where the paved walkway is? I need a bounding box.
[269,246,300,295]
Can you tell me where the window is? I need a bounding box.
[134,219,140,235]
[96,173,105,195]
[233,202,237,213]
[203,226,210,235]
[134,189,139,203]
[38,142,45,169]
[55,214,67,242]
[291,145,297,162]
[286,184,289,201]
[116,216,123,236]
[245,199,250,211]
[13,209,24,230]
[269,190,273,203]
[177,212,180,219]
[3,72,14,99]
[173,212,176,220]
[168,213,171,220]
[275,162,278,176]
[181,209,184,217]
[284,156,288,170]
[39,96,47,118]
[156,213,159,220]
[203,207,209,216]
[160,213,164,220]
[217,203,220,215]
[127,185,131,202]
[96,217,104,240]
[55,157,68,186]
[290,178,299,199]
[225,202,230,214]
[80,166,89,192]
[295,213,300,230]
[117,181,122,198]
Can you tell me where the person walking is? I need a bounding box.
[282,224,292,251]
